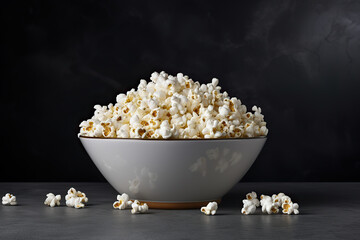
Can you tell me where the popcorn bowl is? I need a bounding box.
[79,136,266,209]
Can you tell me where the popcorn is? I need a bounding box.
[117,124,130,138]
[282,202,300,215]
[200,202,218,215]
[241,199,257,215]
[159,120,172,139]
[74,197,85,209]
[2,193,17,206]
[260,195,280,214]
[272,192,290,205]
[79,71,269,139]
[244,192,300,215]
[44,193,61,207]
[131,200,149,214]
[65,187,88,208]
[241,192,260,215]
[261,202,280,214]
[272,192,299,215]
[245,191,260,207]
[219,105,230,117]
[282,196,292,205]
[113,193,133,210]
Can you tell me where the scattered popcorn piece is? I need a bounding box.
[282,202,300,215]
[241,199,256,215]
[245,191,260,207]
[65,187,88,208]
[44,193,61,207]
[131,200,149,214]
[200,202,218,215]
[79,71,269,139]
[260,195,279,214]
[113,193,133,210]
[2,193,17,206]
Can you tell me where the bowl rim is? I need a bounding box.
[78,135,267,142]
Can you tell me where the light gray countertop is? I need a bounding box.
[1,182,359,240]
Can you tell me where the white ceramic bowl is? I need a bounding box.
[79,136,266,208]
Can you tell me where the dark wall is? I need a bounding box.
[1,0,359,181]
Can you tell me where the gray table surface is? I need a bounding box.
[0,182,359,240]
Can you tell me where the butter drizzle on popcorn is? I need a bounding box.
[79,71,269,139]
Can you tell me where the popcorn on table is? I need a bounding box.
[272,192,290,205]
[200,202,218,215]
[79,71,269,139]
[65,187,88,209]
[2,193,17,206]
[241,191,260,215]
[44,193,61,207]
[282,201,299,215]
[241,199,257,215]
[246,191,260,207]
[113,193,133,210]
[259,193,299,215]
[260,195,280,214]
[131,200,149,214]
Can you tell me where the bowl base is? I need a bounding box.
[133,199,221,209]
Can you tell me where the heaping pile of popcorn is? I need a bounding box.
[79,71,268,139]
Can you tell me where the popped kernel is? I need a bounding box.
[272,192,290,205]
[241,199,257,215]
[65,187,88,208]
[200,202,218,215]
[44,193,61,207]
[113,193,133,210]
[2,193,17,206]
[131,200,149,214]
[245,191,260,207]
[260,194,280,214]
[282,201,300,215]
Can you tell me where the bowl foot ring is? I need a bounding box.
[132,199,221,209]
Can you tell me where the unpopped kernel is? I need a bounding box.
[79,71,268,139]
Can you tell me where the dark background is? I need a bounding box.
[1,0,359,182]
